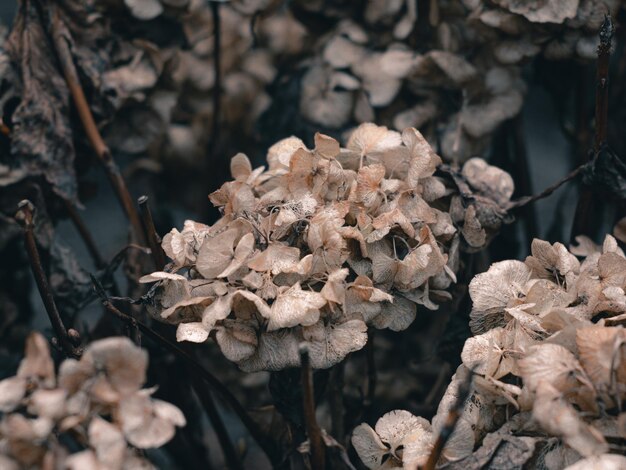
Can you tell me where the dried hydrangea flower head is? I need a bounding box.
[0,333,185,469]
[353,234,626,469]
[142,123,515,371]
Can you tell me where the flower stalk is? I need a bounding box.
[300,344,326,470]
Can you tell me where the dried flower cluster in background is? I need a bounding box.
[0,333,185,469]
[141,123,514,371]
[353,234,626,469]
[258,0,620,162]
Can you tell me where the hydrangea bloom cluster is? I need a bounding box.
[141,123,514,371]
[0,334,185,469]
[352,235,626,469]
[265,0,621,162]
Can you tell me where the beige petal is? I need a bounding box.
[518,344,585,394]
[375,410,428,453]
[17,332,55,387]
[202,295,233,329]
[215,323,257,362]
[88,416,126,470]
[160,296,213,322]
[268,283,327,331]
[83,337,148,396]
[462,158,514,205]
[564,454,626,470]
[461,328,507,378]
[462,205,487,248]
[314,133,341,159]
[306,319,368,369]
[119,394,185,449]
[533,381,607,457]
[27,389,66,419]
[218,232,255,278]
[0,456,18,470]
[356,164,386,208]
[347,123,402,160]
[402,127,441,185]
[0,377,26,412]
[351,423,388,469]
[238,329,301,372]
[65,450,99,470]
[247,244,301,274]
[58,358,94,395]
[320,268,349,304]
[372,296,417,332]
[230,153,252,181]
[195,228,239,279]
[267,136,307,173]
[124,0,163,20]
[176,322,209,343]
[139,271,188,284]
[469,260,531,334]
[233,290,272,319]
[401,424,434,469]
[576,325,626,389]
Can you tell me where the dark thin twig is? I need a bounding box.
[571,15,614,240]
[188,369,244,470]
[62,198,106,269]
[329,362,345,442]
[138,196,167,270]
[507,163,587,210]
[49,7,144,244]
[364,330,376,409]
[91,278,280,465]
[209,0,222,159]
[594,15,613,152]
[15,200,81,358]
[300,344,325,470]
[420,369,473,470]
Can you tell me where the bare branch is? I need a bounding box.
[138,196,167,270]
[15,200,81,358]
[49,6,144,244]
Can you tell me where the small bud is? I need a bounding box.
[68,328,81,346]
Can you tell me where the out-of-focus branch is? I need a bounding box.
[49,7,144,244]
[421,370,473,470]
